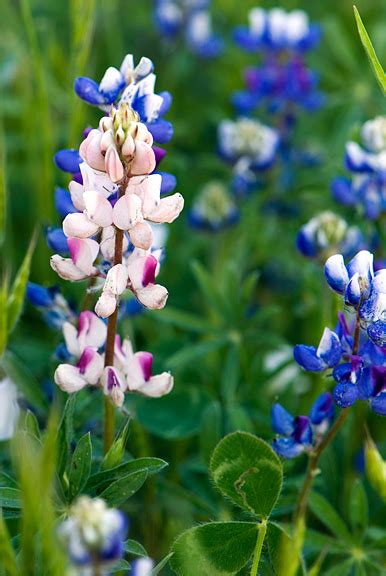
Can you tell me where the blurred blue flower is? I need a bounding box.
[131,556,155,575]
[54,149,82,174]
[188,181,239,231]
[27,282,74,329]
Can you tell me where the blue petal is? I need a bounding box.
[370,392,386,416]
[27,282,54,308]
[159,91,172,116]
[346,250,374,284]
[46,227,69,253]
[367,320,386,348]
[293,416,313,445]
[55,187,77,218]
[317,328,342,367]
[272,437,305,459]
[293,344,325,371]
[296,228,318,258]
[324,254,349,295]
[147,119,174,144]
[157,172,177,195]
[231,91,257,116]
[331,177,356,206]
[74,76,106,105]
[271,403,294,436]
[333,382,360,407]
[310,392,334,425]
[54,149,82,173]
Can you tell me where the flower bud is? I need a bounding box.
[105,145,124,183]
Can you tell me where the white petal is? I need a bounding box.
[63,322,80,356]
[146,193,184,223]
[129,221,153,249]
[137,373,174,397]
[104,264,128,295]
[68,237,99,275]
[95,291,117,318]
[136,284,168,309]
[78,311,108,350]
[54,364,87,393]
[50,255,92,281]
[63,212,100,238]
[0,378,19,440]
[113,193,143,230]
[69,180,86,211]
[83,190,114,228]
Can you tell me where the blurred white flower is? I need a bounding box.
[0,377,20,440]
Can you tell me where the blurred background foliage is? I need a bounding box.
[0,0,386,570]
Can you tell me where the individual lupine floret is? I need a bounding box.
[188,181,239,231]
[332,116,386,220]
[74,54,153,107]
[333,361,386,415]
[359,269,386,347]
[58,496,128,571]
[27,282,75,329]
[324,250,374,308]
[294,327,342,372]
[271,393,334,459]
[296,211,365,261]
[234,7,321,52]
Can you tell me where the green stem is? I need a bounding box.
[250,520,267,576]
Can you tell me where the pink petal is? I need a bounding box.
[83,190,113,227]
[136,351,153,381]
[78,311,107,351]
[63,212,100,238]
[50,255,92,281]
[146,193,184,224]
[78,347,104,385]
[121,134,135,158]
[129,221,153,250]
[135,122,153,146]
[138,372,174,397]
[136,284,168,309]
[101,367,126,407]
[79,129,105,171]
[68,237,99,275]
[130,141,156,176]
[105,146,124,183]
[100,129,115,153]
[113,193,143,230]
[127,255,150,291]
[95,291,117,318]
[54,364,87,393]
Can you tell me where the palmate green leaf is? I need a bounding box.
[136,388,211,440]
[99,470,148,506]
[157,307,209,333]
[170,522,258,576]
[309,492,353,544]
[350,479,368,539]
[0,512,18,576]
[210,432,283,519]
[353,6,386,95]
[57,395,77,478]
[86,457,168,493]
[68,432,92,500]
[323,558,354,576]
[110,559,130,573]
[7,230,37,334]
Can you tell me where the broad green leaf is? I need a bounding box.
[0,473,18,489]
[99,470,148,506]
[304,528,347,554]
[353,6,386,95]
[110,559,130,572]
[7,230,37,334]
[210,432,283,519]
[0,488,22,509]
[0,512,18,576]
[68,432,92,500]
[266,521,306,576]
[86,457,168,493]
[170,522,258,576]
[151,553,174,575]
[309,492,353,543]
[200,400,222,464]
[1,350,47,412]
[350,479,368,539]
[125,539,147,557]
[101,418,130,471]
[136,388,211,440]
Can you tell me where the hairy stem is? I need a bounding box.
[250,521,267,576]
[103,179,127,454]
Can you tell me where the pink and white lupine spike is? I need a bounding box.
[95,264,128,318]
[101,366,127,407]
[127,249,168,309]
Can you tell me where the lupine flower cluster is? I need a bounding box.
[272,393,334,458]
[59,496,127,572]
[233,8,323,116]
[218,117,280,196]
[332,116,386,220]
[294,250,386,415]
[296,211,365,261]
[154,0,222,57]
[29,54,183,407]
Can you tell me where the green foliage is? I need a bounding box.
[210,432,283,519]
[99,469,148,506]
[67,432,92,500]
[353,6,386,94]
